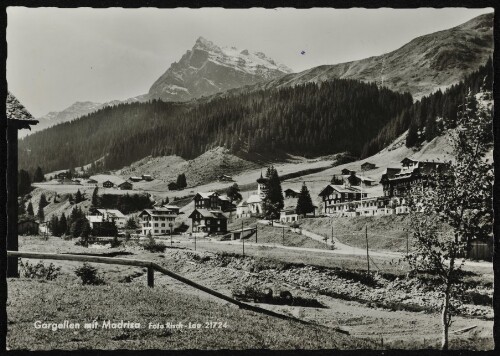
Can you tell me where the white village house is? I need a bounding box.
[86,209,127,229]
[236,173,267,218]
[139,206,180,236]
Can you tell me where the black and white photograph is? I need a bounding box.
[2,4,497,351]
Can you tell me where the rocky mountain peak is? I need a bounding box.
[147,37,292,102]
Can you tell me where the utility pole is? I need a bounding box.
[331,226,334,245]
[406,228,409,257]
[242,221,245,257]
[194,233,197,251]
[365,225,370,274]
[255,225,258,243]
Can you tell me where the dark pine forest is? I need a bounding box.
[19,79,412,173]
[361,58,493,157]
[19,59,492,175]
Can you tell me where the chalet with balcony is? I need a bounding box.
[194,192,221,210]
[318,184,367,215]
[118,181,133,190]
[87,208,127,229]
[343,171,376,187]
[380,157,449,198]
[102,180,115,188]
[193,192,235,212]
[284,188,301,199]
[188,209,227,235]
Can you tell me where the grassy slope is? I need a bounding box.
[7,279,371,350]
[227,217,328,249]
[299,216,411,253]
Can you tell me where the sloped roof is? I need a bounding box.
[97,209,125,218]
[6,92,38,124]
[247,194,262,204]
[90,175,126,185]
[188,209,227,219]
[319,184,362,196]
[163,204,180,210]
[354,174,375,182]
[195,192,218,199]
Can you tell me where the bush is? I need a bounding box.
[142,236,166,253]
[74,263,105,285]
[19,260,61,280]
[75,234,95,247]
[110,235,121,248]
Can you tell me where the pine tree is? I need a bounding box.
[176,173,187,189]
[81,220,92,239]
[91,187,99,207]
[33,166,44,183]
[39,193,48,209]
[59,213,68,236]
[226,183,242,202]
[50,215,60,237]
[27,201,34,216]
[37,202,45,222]
[296,183,315,217]
[262,166,284,220]
[75,189,83,204]
[70,218,87,238]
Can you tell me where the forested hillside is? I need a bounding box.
[360,58,493,158]
[19,79,412,173]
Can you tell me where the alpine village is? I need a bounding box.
[5,11,495,352]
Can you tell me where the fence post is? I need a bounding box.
[147,266,154,288]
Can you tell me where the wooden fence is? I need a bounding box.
[7,250,320,327]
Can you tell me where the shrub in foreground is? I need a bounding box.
[19,260,61,280]
[142,235,166,253]
[74,263,105,285]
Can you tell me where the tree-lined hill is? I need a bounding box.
[19,79,412,173]
[361,58,493,158]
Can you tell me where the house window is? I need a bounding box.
[161,223,165,227]
[154,230,158,233]
[154,223,158,227]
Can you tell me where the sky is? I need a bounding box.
[7,7,493,117]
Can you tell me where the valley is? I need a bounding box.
[8,9,495,352]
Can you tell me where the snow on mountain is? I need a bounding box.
[147,36,292,101]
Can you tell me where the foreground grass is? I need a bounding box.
[7,279,373,350]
